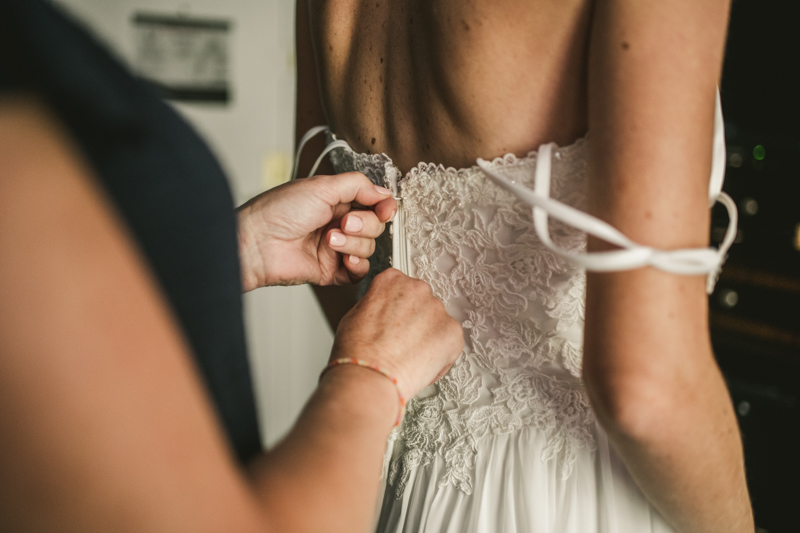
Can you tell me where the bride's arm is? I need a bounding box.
[296,0,359,331]
[583,1,753,532]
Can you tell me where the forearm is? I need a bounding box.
[583,271,751,532]
[237,201,264,292]
[248,365,396,533]
[596,377,750,533]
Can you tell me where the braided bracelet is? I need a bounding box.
[320,358,407,427]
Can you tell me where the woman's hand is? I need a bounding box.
[330,268,464,399]
[237,172,397,291]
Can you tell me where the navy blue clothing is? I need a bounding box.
[0,0,261,463]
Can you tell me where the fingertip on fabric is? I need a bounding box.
[374,199,397,223]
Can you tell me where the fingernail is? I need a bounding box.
[349,255,361,264]
[374,184,392,195]
[329,231,346,247]
[344,216,363,232]
[389,208,397,221]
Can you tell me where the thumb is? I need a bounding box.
[312,172,393,208]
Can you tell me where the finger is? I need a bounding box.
[341,210,386,238]
[374,197,398,223]
[312,172,393,209]
[327,230,376,258]
[343,254,369,282]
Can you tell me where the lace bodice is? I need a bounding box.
[330,138,597,497]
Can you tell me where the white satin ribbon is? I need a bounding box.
[477,91,737,293]
[292,126,350,181]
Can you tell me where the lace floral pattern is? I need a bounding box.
[330,138,598,497]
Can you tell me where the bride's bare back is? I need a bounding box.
[302,0,591,172]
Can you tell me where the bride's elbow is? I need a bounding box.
[582,365,692,443]
[580,326,720,442]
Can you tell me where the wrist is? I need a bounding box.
[321,358,406,426]
[318,364,400,431]
[237,203,266,292]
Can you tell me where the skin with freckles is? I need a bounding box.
[299,0,591,175]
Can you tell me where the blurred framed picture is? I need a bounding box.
[132,13,231,103]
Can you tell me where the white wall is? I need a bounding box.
[55,0,333,447]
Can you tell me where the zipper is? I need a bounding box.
[385,163,410,275]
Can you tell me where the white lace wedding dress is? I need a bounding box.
[326,135,669,533]
[297,99,732,531]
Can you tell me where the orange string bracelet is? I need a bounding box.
[320,358,407,427]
